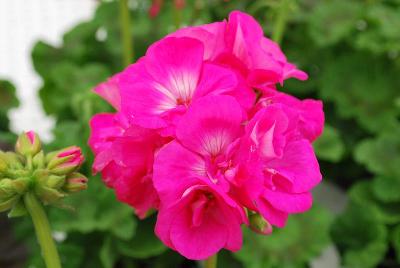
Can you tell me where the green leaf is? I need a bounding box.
[392,225,400,264]
[59,243,85,268]
[100,236,118,268]
[318,52,400,133]
[39,62,110,117]
[354,130,400,177]
[117,215,166,259]
[355,5,400,54]
[0,80,19,132]
[48,178,137,240]
[234,206,332,268]
[313,124,345,162]
[349,181,400,224]
[308,0,362,46]
[331,202,388,268]
[372,176,400,203]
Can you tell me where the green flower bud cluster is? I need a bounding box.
[0,131,88,217]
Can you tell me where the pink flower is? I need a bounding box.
[89,112,165,218]
[118,37,255,134]
[253,88,324,142]
[169,11,307,90]
[153,96,247,259]
[89,10,324,261]
[238,104,322,227]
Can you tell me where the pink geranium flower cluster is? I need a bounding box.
[89,11,324,260]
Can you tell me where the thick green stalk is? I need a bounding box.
[204,254,218,268]
[272,0,291,45]
[119,0,134,66]
[24,192,62,268]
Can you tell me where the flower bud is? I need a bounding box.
[249,212,272,235]
[47,146,84,175]
[46,175,66,190]
[63,173,88,193]
[15,131,41,156]
[0,151,23,170]
[0,179,17,199]
[32,151,45,169]
[0,177,30,199]
[35,186,65,204]
[0,156,7,175]
[12,177,30,194]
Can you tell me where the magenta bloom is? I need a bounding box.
[119,37,254,134]
[89,10,324,260]
[170,11,307,90]
[89,112,165,218]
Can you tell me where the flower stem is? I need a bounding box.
[272,0,291,45]
[204,254,218,268]
[119,0,134,67]
[24,192,62,268]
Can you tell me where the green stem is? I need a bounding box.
[119,0,134,67]
[272,0,291,45]
[24,192,62,268]
[27,155,33,171]
[204,254,218,268]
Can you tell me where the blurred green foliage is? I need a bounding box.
[6,0,400,267]
[0,80,19,146]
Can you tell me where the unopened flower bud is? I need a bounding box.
[15,131,41,156]
[46,175,66,190]
[35,186,65,204]
[47,146,84,175]
[32,151,45,169]
[249,212,272,235]
[0,151,23,170]
[63,173,88,193]
[12,177,30,194]
[0,156,7,175]
[0,179,17,199]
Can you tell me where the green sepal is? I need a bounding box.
[35,185,65,205]
[0,195,19,212]
[32,151,46,169]
[8,199,27,218]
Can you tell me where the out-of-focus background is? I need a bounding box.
[0,0,399,268]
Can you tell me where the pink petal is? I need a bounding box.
[262,189,313,213]
[260,90,324,142]
[176,95,244,156]
[268,139,322,193]
[256,198,288,228]
[156,181,244,260]
[94,73,122,110]
[193,63,238,99]
[153,141,206,203]
[169,22,227,60]
[145,37,204,104]
[119,61,175,129]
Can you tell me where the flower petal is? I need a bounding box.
[176,95,244,156]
